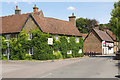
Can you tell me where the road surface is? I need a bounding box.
[2,56,118,78]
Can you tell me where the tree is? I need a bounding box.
[110,0,120,53]
[87,19,98,32]
[110,0,120,40]
[99,24,104,31]
[76,18,88,33]
[76,18,98,33]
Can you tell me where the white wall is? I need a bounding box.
[102,41,114,54]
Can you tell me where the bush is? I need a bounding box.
[76,53,84,57]
[26,54,32,60]
[9,31,29,60]
[55,51,63,59]
[67,54,73,58]
[38,54,46,60]
[59,36,68,58]
[2,55,7,60]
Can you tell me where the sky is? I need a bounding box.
[1,2,116,24]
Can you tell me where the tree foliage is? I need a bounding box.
[76,18,98,33]
[99,24,104,31]
[110,0,120,40]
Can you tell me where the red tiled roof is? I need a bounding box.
[32,14,82,36]
[31,10,44,17]
[106,30,118,41]
[81,33,88,40]
[1,14,29,34]
[1,13,81,36]
[93,28,113,42]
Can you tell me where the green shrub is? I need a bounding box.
[9,31,29,60]
[76,53,84,57]
[2,55,7,60]
[59,36,68,58]
[55,51,63,59]
[26,54,32,60]
[67,54,73,58]
[38,54,46,60]
[48,54,55,60]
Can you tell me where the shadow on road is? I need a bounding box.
[115,75,120,78]
[89,55,116,59]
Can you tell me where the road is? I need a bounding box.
[2,56,118,78]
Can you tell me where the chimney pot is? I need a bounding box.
[15,5,21,15]
[35,4,36,7]
[16,6,18,9]
[33,4,39,13]
[68,13,76,26]
[72,13,74,16]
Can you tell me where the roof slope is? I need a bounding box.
[1,13,81,36]
[106,30,118,41]
[1,14,29,34]
[81,33,88,40]
[32,14,81,36]
[31,10,44,17]
[93,29,113,42]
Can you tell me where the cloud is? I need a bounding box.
[7,1,10,4]
[14,1,17,4]
[28,2,32,4]
[67,6,75,11]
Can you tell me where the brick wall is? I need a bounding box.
[83,30,102,54]
[23,16,38,33]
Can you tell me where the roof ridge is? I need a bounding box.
[1,13,30,18]
[32,13,72,24]
[93,28,113,42]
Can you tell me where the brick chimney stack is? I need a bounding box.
[68,13,76,26]
[15,6,21,15]
[33,4,39,13]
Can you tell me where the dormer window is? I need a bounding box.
[76,37,79,43]
[28,33,32,40]
[6,35,10,40]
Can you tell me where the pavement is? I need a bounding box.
[2,55,119,78]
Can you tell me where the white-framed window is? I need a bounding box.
[67,37,70,42]
[29,48,33,55]
[76,37,79,43]
[78,49,82,53]
[67,50,72,54]
[48,38,53,45]
[28,33,32,40]
[54,35,58,40]
[6,35,10,40]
